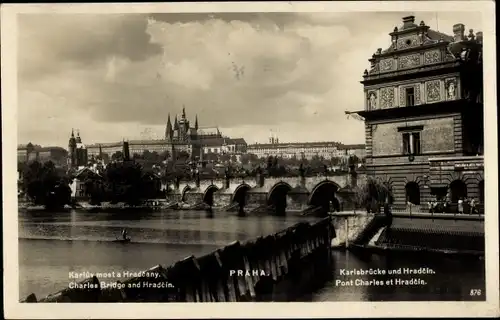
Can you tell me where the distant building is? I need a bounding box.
[352,16,484,211]
[17,143,68,166]
[201,137,247,155]
[247,140,364,160]
[67,129,89,169]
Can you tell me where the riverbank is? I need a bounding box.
[345,214,485,256]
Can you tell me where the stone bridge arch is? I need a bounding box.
[308,180,341,212]
[202,185,219,206]
[232,183,252,210]
[267,182,293,216]
[181,185,191,202]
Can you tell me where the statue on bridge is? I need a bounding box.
[299,163,305,178]
[224,167,231,189]
[195,168,200,187]
[175,175,181,189]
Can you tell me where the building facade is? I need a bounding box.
[354,16,484,212]
[17,143,68,166]
[247,141,365,160]
[201,137,248,155]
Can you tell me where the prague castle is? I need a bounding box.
[85,108,247,161]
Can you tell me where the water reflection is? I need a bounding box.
[19,209,485,302]
[19,209,320,298]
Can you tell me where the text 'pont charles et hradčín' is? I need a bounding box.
[335,267,436,287]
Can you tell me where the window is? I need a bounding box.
[402,132,421,155]
[406,87,415,106]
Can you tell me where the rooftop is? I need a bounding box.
[248,141,362,149]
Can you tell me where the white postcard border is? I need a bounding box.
[2,1,498,318]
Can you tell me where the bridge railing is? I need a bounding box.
[170,171,358,184]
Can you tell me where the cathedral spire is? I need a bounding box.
[165,113,172,139]
[71,128,75,138]
[76,129,82,143]
[195,114,198,130]
[174,115,179,130]
[182,106,186,119]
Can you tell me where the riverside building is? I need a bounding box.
[351,16,484,212]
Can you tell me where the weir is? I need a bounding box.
[21,217,336,303]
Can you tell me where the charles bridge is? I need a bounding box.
[164,172,367,214]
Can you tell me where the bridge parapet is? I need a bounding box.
[262,175,350,193]
[169,172,366,200]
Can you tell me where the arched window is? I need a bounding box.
[450,180,468,202]
[405,182,420,205]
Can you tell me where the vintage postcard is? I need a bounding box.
[2,1,499,319]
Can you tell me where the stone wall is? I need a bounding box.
[373,217,484,254]
[22,218,335,303]
[330,213,377,247]
[370,115,456,157]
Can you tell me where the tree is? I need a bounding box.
[132,153,142,160]
[230,155,238,163]
[248,154,259,164]
[103,161,157,205]
[204,152,218,162]
[219,153,230,162]
[240,153,250,165]
[22,160,71,209]
[330,157,342,166]
[266,156,273,170]
[354,177,393,213]
[310,155,323,168]
[111,151,124,161]
[176,150,190,162]
[84,175,105,205]
[159,150,170,161]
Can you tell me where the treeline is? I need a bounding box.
[18,160,164,208]
[85,161,164,205]
[18,161,72,210]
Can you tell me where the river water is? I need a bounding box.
[19,209,485,301]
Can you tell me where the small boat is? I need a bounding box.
[113,238,131,243]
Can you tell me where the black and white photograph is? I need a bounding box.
[2,1,499,318]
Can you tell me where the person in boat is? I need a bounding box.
[121,228,128,240]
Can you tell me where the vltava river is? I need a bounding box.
[19,210,485,301]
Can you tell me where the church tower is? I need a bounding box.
[67,129,77,168]
[195,114,199,130]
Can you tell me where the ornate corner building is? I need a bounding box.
[353,16,484,212]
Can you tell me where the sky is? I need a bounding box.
[16,10,483,147]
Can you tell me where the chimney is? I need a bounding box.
[453,23,465,42]
[402,16,415,29]
[475,31,483,44]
